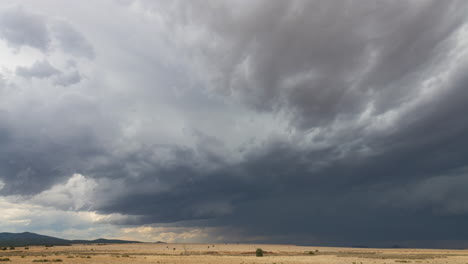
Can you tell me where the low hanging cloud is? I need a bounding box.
[1,0,468,248]
[136,0,466,129]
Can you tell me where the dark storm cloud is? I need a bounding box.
[159,0,465,129]
[85,0,468,246]
[2,0,468,248]
[0,90,118,195]
[0,6,50,50]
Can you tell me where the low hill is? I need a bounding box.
[0,232,143,247]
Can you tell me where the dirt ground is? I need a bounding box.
[1,243,468,263]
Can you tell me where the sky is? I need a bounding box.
[1,0,468,248]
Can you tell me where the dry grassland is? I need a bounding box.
[1,243,468,264]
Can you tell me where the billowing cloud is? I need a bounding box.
[129,0,466,129]
[1,0,468,248]
[31,174,97,211]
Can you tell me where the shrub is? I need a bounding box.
[0,258,10,262]
[8,247,14,250]
[256,248,263,257]
[308,251,315,255]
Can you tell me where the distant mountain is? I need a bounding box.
[0,232,143,247]
[0,232,71,247]
[71,238,142,244]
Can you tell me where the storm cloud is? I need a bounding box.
[1,0,468,248]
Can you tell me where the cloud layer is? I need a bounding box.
[1,0,468,248]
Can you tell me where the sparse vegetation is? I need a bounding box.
[256,248,264,257]
[32,260,63,262]
[0,258,10,262]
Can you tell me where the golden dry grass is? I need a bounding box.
[0,243,467,263]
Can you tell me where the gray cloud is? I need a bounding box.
[15,60,82,86]
[54,70,82,86]
[0,6,50,50]
[145,0,465,129]
[51,21,95,59]
[1,0,468,248]
[0,74,5,90]
[16,60,61,79]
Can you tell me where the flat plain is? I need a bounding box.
[1,243,468,264]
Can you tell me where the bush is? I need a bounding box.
[0,258,10,262]
[308,251,315,255]
[256,248,263,257]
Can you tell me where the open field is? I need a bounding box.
[1,243,468,264]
